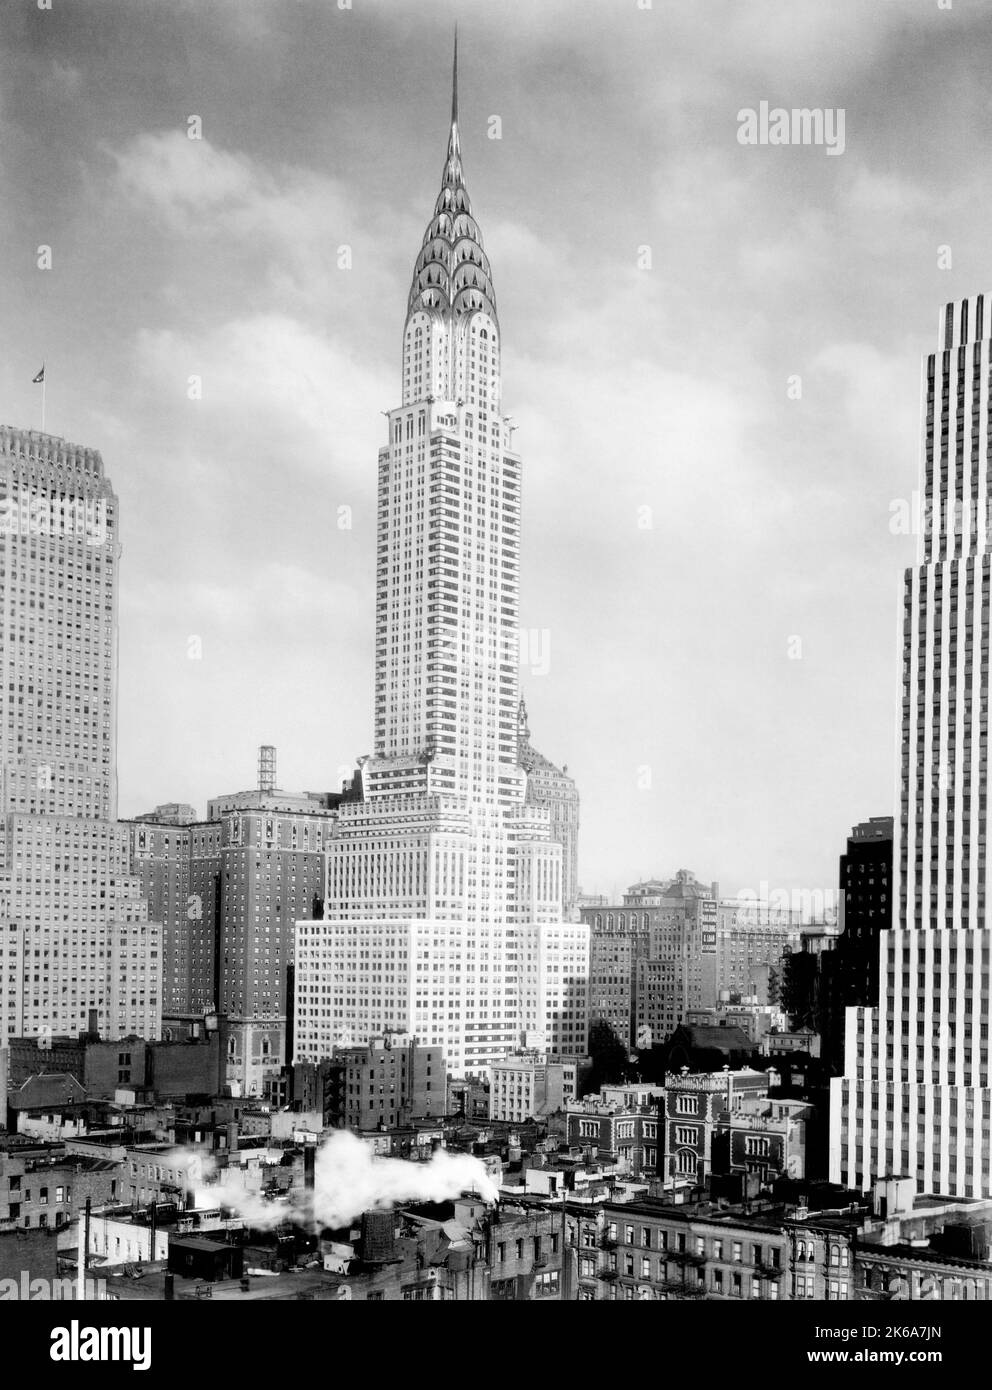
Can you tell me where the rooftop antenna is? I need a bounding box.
[451,24,458,127]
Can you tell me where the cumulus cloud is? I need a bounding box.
[114,131,282,222]
[133,312,383,488]
[49,59,82,96]
[109,130,393,312]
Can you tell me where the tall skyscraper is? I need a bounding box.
[832,297,992,1196]
[0,425,160,1041]
[295,43,589,1076]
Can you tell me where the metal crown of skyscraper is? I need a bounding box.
[407,31,497,328]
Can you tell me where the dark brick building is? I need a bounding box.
[294,1035,444,1130]
[0,1224,59,1289]
[85,1023,226,1100]
[819,817,893,1075]
[0,1139,122,1233]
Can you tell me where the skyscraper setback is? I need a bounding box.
[295,45,589,1075]
[832,297,992,1196]
[0,425,160,1042]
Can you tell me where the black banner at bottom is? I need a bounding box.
[2,1299,978,1379]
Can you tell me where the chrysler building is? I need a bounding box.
[295,40,589,1076]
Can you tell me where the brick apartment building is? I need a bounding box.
[568,1198,788,1302]
[292,1034,444,1130]
[0,1137,122,1232]
[566,1085,663,1176]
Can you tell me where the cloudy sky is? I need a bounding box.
[2,0,990,902]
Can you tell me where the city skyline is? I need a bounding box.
[4,1,992,900]
[4,0,992,1330]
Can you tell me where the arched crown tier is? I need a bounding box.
[405,33,498,331]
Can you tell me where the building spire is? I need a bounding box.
[405,30,498,329]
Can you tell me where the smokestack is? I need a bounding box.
[258,745,276,795]
[76,1214,86,1301]
[304,1145,316,1191]
[87,1008,99,1040]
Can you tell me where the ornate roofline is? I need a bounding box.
[406,32,498,328]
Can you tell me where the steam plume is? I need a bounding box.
[169,1131,499,1231]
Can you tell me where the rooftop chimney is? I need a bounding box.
[360,1210,397,1264]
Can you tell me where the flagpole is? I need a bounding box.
[41,371,46,434]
